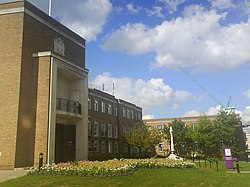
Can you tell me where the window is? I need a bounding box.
[94,100,98,111]
[122,107,126,117]
[108,141,112,153]
[131,111,134,119]
[127,109,130,118]
[157,124,163,135]
[114,105,118,116]
[114,141,118,153]
[135,113,138,120]
[138,113,141,120]
[101,141,106,153]
[158,143,164,152]
[88,117,92,136]
[114,123,118,138]
[94,140,99,152]
[94,120,99,136]
[88,98,91,109]
[108,104,112,114]
[101,121,107,137]
[108,122,112,137]
[101,101,105,113]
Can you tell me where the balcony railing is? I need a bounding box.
[56,98,81,114]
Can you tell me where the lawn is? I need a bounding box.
[1,161,250,187]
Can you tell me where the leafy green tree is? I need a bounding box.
[212,109,246,158]
[125,123,162,157]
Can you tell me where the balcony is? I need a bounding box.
[56,98,81,115]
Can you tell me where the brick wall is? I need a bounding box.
[0,10,24,169]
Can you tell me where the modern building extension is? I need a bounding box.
[0,0,88,169]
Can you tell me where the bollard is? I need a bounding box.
[198,157,201,167]
[209,160,212,169]
[236,160,240,173]
[39,153,43,170]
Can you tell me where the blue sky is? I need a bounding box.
[2,0,250,122]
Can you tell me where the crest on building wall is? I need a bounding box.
[54,37,65,56]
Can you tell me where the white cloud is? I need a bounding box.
[146,6,164,18]
[142,115,154,120]
[161,0,186,13]
[182,105,221,117]
[54,0,112,41]
[90,73,193,114]
[210,0,235,10]
[127,3,139,14]
[102,23,155,55]
[243,89,250,99]
[102,5,250,72]
[241,106,250,123]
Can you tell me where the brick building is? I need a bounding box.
[144,116,217,156]
[0,1,88,169]
[88,89,142,160]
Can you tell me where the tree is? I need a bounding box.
[212,109,246,158]
[125,123,162,157]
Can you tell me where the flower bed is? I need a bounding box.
[29,158,196,177]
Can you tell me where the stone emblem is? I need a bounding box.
[54,37,65,56]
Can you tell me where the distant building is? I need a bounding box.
[144,115,247,157]
[0,0,88,169]
[88,89,142,160]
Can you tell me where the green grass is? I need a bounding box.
[1,161,250,187]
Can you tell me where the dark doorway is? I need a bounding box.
[55,124,76,163]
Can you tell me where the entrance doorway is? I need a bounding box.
[55,124,76,163]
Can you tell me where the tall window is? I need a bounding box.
[94,140,99,152]
[94,120,99,137]
[108,141,112,153]
[131,111,134,119]
[108,122,112,137]
[101,141,106,153]
[114,105,118,116]
[107,104,112,114]
[122,107,126,117]
[88,98,91,109]
[158,143,164,152]
[94,100,98,111]
[114,141,118,153]
[101,121,107,137]
[88,117,92,136]
[101,101,105,113]
[114,123,118,138]
[127,109,130,118]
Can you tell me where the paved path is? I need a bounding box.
[0,170,28,183]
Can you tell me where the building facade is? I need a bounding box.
[88,89,142,160]
[0,1,88,169]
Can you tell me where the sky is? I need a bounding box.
[2,0,250,123]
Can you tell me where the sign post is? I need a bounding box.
[224,147,233,169]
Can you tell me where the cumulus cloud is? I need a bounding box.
[102,23,155,55]
[210,0,235,10]
[102,5,250,72]
[127,3,140,14]
[55,0,112,41]
[146,6,164,18]
[161,0,186,13]
[243,89,250,99]
[182,105,222,117]
[90,73,193,114]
